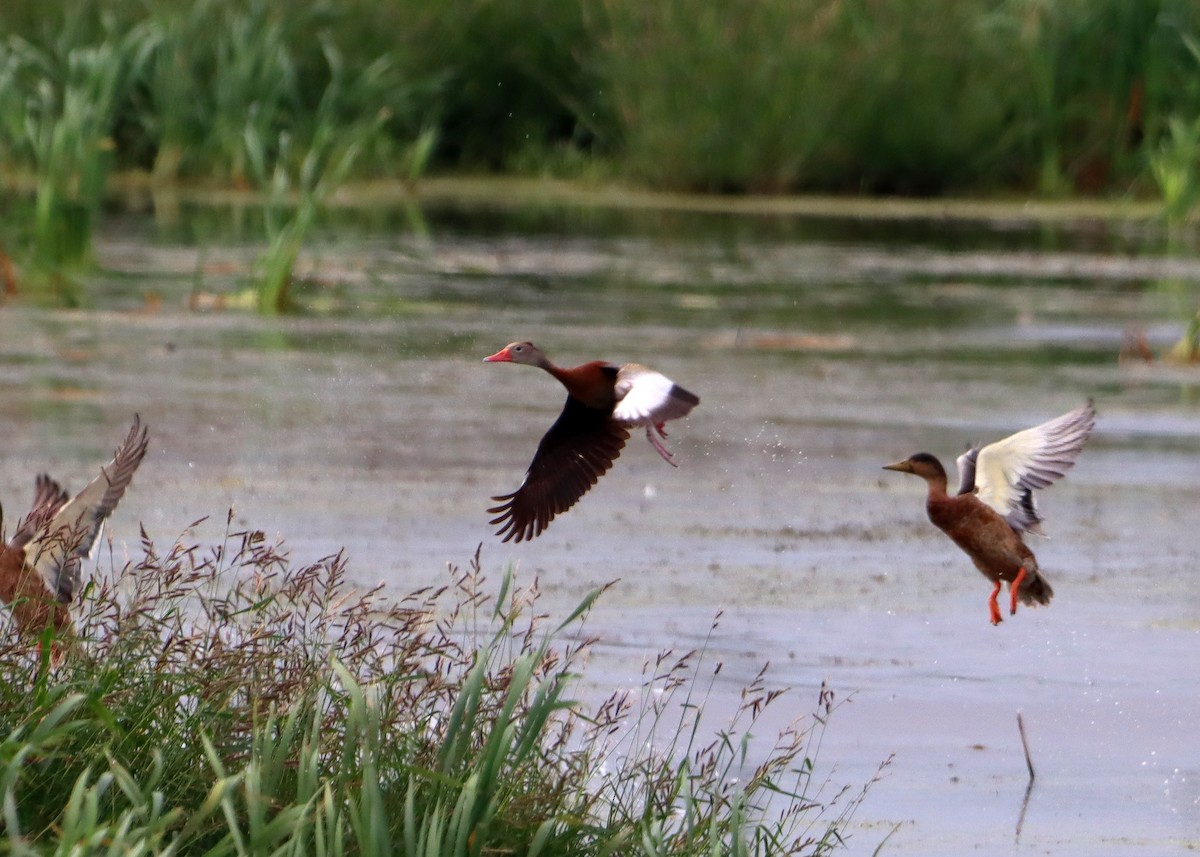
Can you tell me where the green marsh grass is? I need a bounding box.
[1011,0,1200,196]
[1148,32,1200,226]
[134,0,288,185]
[0,16,149,297]
[1,518,883,854]
[599,0,1019,193]
[1149,115,1200,225]
[0,1,415,305]
[1165,310,1200,362]
[242,40,392,313]
[596,0,842,193]
[595,0,1200,195]
[198,1,299,188]
[7,0,1200,229]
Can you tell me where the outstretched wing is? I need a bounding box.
[974,400,1096,534]
[29,416,150,602]
[489,397,629,543]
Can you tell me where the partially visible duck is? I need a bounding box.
[483,342,700,542]
[883,401,1095,625]
[0,416,149,648]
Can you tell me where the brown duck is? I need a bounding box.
[0,416,149,648]
[883,401,1095,625]
[484,342,700,542]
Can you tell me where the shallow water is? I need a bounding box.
[2,194,1198,853]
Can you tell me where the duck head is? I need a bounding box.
[483,341,546,367]
[882,452,947,482]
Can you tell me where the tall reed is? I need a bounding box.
[136,2,227,184]
[242,39,392,313]
[0,16,148,294]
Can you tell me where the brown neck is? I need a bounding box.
[546,361,616,410]
[922,473,950,500]
[541,357,569,382]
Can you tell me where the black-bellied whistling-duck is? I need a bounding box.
[883,400,1095,625]
[0,416,149,652]
[483,342,700,542]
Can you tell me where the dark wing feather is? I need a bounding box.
[9,475,71,550]
[489,397,629,542]
[954,447,981,496]
[31,416,150,602]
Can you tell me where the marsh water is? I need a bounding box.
[2,189,1198,854]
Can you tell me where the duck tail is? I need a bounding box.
[1019,568,1054,606]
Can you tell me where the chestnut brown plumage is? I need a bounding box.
[883,401,1095,624]
[484,342,699,542]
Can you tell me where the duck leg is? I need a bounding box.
[988,580,1003,625]
[644,423,678,467]
[1009,567,1028,617]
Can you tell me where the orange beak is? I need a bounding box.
[483,347,513,363]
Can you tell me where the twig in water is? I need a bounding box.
[1017,709,1035,781]
[1015,709,1036,840]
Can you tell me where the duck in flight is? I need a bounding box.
[484,342,699,542]
[883,401,1095,624]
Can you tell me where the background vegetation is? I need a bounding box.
[3,0,1200,197]
[4,0,1200,312]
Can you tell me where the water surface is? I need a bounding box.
[2,194,1198,854]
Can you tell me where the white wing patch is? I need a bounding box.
[973,401,1095,533]
[610,364,699,465]
[612,369,678,426]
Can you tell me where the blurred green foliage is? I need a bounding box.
[2,0,1200,197]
